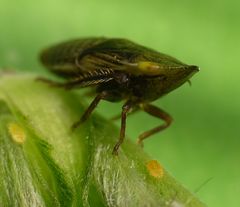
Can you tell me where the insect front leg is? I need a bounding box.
[137,104,173,147]
[71,91,108,130]
[112,100,135,155]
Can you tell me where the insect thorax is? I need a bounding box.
[96,72,167,102]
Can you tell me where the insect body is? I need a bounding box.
[39,38,199,155]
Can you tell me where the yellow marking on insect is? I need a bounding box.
[146,160,164,179]
[8,122,26,144]
[138,61,161,75]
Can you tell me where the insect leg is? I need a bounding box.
[36,77,66,87]
[36,77,79,89]
[110,106,139,121]
[71,92,108,130]
[112,100,135,155]
[137,104,172,147]
[36,76,98,89]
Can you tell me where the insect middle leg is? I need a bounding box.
[112,100,135,155]
[137,103,173,147]
[110,106,139,121]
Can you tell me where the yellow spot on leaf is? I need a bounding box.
[146,160,164,179]
[8,123,26,144]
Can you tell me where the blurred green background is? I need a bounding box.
[0,0,239,206]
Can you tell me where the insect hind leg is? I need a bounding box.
[36,77,68,87]
[36,77,84,89]
[137,103,172,147]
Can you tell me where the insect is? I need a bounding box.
[39,38,199,155]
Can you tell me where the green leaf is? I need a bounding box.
[0,73,206,207]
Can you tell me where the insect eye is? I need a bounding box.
[161,75,167,81]
[114,72,129,84]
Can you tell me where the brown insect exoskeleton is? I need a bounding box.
[38,38,199,155]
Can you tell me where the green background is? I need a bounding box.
[0,0,239,206]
